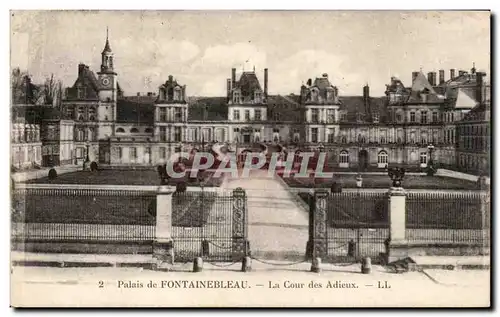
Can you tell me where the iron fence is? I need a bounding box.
[171,190,240,263]
[325,192,389,261]
[11,188,156,241]
[406,191,490,245]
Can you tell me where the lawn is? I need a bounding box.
[26,169,224,187]
[298,191,485,230]
[12,190,217,228]
[281,174,478,190]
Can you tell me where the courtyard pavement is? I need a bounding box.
[224,170,309,260]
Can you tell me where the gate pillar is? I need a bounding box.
[312,189,329,260]
[153,185,176,267]
[232,187,250,260]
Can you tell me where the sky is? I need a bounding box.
[10,10,490,97]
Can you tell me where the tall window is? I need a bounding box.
[432,111,438,122]
[174,127,182,142]
[311,109,319,123]
[159,108,167,122]
[327,109,335,123]
[311,128,318,143]
[233,91,240,103]
[254,109,261,121]
[118,147,123,159]
[174,108,182,122]
[339,151,349,164]
[130,147,137,160]
[327,128,335,143]
[244,110,250,121]
[421,111,428,124]
[373,112,380,122]
[410,112,416,122]
[159,147,166,159]
[341,136,347,143]
[233,110,240,121]
[159,126,167,142]
[89,107,96,121]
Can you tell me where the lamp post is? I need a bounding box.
[427,144,435,167]
[85,140,90,163]
[355,173,363,259]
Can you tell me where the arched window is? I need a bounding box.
[377,150,388,168]
[145,128,153,133]
[116,128,125,133]
[130,128,139,133]
[339,150,349,168]
[341,136,347,143]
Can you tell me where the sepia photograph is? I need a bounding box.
[9,9,491,308]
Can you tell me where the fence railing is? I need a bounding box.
[170,191,235,262]
[11,188,156,241]
[406,191,490,244]
[311,189,491,263]
[11,186,249,263]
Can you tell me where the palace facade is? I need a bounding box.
[13,34,491,175]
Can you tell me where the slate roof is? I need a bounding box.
[116,96,155,124]
[407,72,445,103]
[339,96,388,123]
[65,64,99,100]
[188,97,227,121]
[267,95,302,122]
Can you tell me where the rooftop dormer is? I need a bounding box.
[158,75,186,103]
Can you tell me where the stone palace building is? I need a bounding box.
[12,34,491,175]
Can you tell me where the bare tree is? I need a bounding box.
[11,67,29,104]
[43,74,63,107]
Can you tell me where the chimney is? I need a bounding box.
[427,72,436,86]
[412,71,419,82]
[322,73,328,78]
[439,69,445,84]
[459,70,465,77]
[168,75,173,82]
[136,92,140,96]
[476,72,484,104]
[264,68,268,97]
[363,85,370,101]
[227,79,232,101]
[78,63,86,77]
[450,69,456,79]
[147,92,153,97]
[231,68,236,86]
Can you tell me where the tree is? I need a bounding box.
[11,67,29,104]
[43,74,63,107]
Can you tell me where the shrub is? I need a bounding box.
[90,161,98,172]
[147,199,157,217]
[48,168,57,180]
[176,182,187,193]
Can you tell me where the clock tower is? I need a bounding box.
[97,28,117,138]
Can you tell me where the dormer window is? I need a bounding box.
[373,112,379,123]
[233,91,241,104]
[77,87,86,99]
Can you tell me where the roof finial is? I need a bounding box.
[253,65,255,72]
[106,26,109,41]
[420,67,423,72]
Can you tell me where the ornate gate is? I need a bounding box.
[310,189,389,263]
[171,187,249,263]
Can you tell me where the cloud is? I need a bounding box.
[271,50,364,95]
[189,42,268,96]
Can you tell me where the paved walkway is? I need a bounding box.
[224,170,309,260]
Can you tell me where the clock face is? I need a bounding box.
[101,77,111,87]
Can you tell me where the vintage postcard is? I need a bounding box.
[10,10,491,307]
